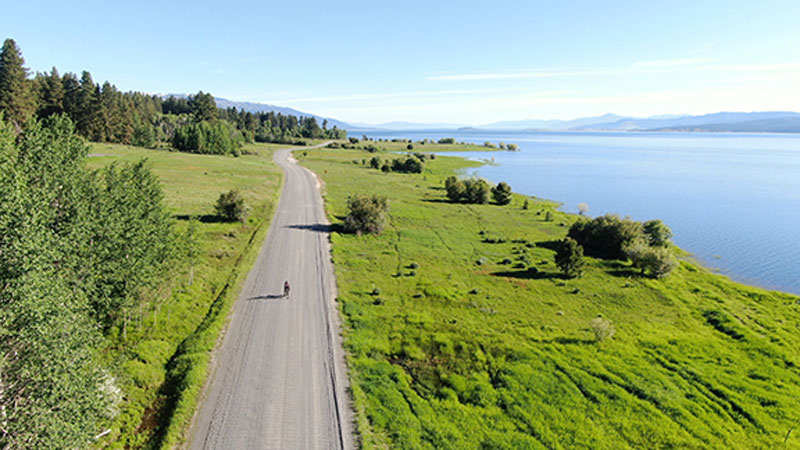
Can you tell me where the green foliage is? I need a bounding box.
[554,237,585,278]
[2,40,347,152]
[369,156,381,169]
[0,38,36,126]
[344,194,389,235]
[444,176,489,204]
[390,156,423,173]
[172,120,243,155]
[438,137,456,144]
[215,189,249,222]
[0,115,178,448]
[568,214,644,259]
[643,219,673,247]
[630,245,678,278]
[491,181,512,205]
[589,317,615,342]
[188,91,217,122]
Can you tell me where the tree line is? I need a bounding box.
[0,38,345,155]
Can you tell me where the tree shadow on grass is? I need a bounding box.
[599,260,642,278]
[491,269,560,280]
[534,240,562,251]
[421,198,453,204]
[429,186,445,191]
[174,214,229,223]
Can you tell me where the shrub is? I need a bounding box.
[578,202,589,215]
[343,194,388,235]
[483,141,495,148]
[391,156,423,173]
[523,198,530,210]
[215,189,248,222]
[507,143,518,151]
[491,182,512,205]
[348,137,359,144]
[380,164,390,172]
[445,176,466,202]
[568,214,643,260]
[369,156,381,169]
[643,219,672,247]
[626,242,677,278]
[438,137,456,144]
[463,179,489,204]
[590,317,615,342]
[407,143,414,150]
[554,237,585,278]
[545,211,553,222]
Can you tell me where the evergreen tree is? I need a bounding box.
[189,91,217,122]
[491,181,512,205]
[0,39,36,126]
[554,237,585,279]
[35,67,64,118]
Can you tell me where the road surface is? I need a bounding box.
[188,144,353,449]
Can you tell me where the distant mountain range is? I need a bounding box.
[359,111,800,133]
[162,94,800,134]
[161,94,351,130]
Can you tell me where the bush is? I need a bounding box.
[438,137,456,144]
[554,237,585,278]
[491,181,512,205]
[643,219,672,247]
[463,179,489,204]
[343,194,388,235]
[391,156,423,173]
[445,176,466,202]
[545,211,553,221]
[568,214,643,260]
[522,198,530,210]
[507,143,518,151]
[369,156,381,169]
[215,189,248,222]
[407,143,414,150]
[590,317,615,342]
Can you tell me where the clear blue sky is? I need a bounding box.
[4,0,800,124]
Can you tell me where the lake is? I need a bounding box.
[360,129,800,295]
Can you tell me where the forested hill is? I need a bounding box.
[0,38,346,155]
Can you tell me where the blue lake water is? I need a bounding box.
[361,130,800,295]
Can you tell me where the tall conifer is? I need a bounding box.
[0,39,36,126]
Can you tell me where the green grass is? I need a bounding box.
[86,142,293,448]
[297,146,800,449]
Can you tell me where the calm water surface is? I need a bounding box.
[363,130,800,295]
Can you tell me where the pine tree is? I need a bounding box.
[0,39,36,126]
[35,67,64,118]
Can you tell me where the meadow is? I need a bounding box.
[86,142,290,448]
[298,142,800,449]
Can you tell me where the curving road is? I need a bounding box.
[188,144,353,449]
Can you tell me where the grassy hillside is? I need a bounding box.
[86,142,290,448]
[297,144,800,449]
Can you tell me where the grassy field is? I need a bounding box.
[297,145,800,449]
[86,142,291,448]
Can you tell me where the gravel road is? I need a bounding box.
[188,144,353,449]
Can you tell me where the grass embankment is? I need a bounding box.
[298,145,800,449]
[86,142,291,448]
